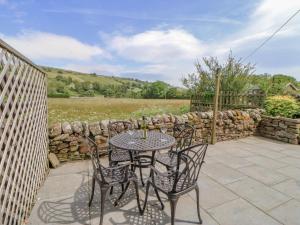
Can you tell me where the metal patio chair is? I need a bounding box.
[108,121,135,165]
[87,137,142,225]
[143,143,208,225]
[155,123,195,169]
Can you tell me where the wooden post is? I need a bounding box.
[211,68,221,144]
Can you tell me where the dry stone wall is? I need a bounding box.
[258,116,300,144]
[48,109,262,162]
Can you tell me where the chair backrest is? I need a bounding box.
[86,136,107,183]
[173,123,195,150]
[172,143,208,192]
[108,121,133,139]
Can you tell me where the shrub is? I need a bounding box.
[79,90,95,97]
[48,92,70,98]
[265,95,300,118]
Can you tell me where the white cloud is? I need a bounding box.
[215,0,300,58]
[109,29,205,63]
[1,31,107,61]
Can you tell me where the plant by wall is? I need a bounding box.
[265,95,300,118]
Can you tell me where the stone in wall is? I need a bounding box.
[259,116,300,145]
[72,121,83,134]
[62,122,73,134]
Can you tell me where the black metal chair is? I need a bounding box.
[155,123,194,169]
[108,121,135,165]
[87,137,142,225]
[143,143,208,225]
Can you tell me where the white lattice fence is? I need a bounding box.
[0,39,48,225]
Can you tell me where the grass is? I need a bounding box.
[45,66,146,87]
[48,97,190,125]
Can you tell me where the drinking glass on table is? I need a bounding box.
[160,127,168,134]
[127,129,134,136]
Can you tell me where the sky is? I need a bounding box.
[0,0,299,85]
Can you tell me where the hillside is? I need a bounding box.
[43,66,189,99]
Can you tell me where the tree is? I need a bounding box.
[142,81,169,99]
[250,74,299,95]
[182,53,255,94]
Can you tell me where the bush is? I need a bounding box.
[265,95,300,118]
[48,92,70,98]
[79,90,95,97]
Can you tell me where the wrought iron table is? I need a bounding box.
[109,130,176,154]
[109,130,176,184]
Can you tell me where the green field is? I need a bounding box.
[48,97,190,124]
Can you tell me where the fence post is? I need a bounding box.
[211,69,221,144]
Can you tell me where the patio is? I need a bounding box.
[29,136,300,225]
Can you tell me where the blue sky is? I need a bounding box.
[0,0,299,85]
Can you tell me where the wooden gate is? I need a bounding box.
[0,39,48,225]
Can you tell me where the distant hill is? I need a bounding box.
[43,66,189,99]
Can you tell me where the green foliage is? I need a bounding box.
[79,90,95,97]
[250,74,299,95]
[265,96,300,118]
[48,92,70,98]
[45,67,188,99]
[183,53,255,93]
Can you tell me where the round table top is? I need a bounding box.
[109,130,176,152]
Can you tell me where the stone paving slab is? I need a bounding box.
[277,166,300,180]
[208,198,282,225]
[194,174,239,209]
[202,163,247,184]
[244,155,288,170]
[226,177,291,211]
[272,179,300,201]
[269,200,300,225]
[238,165,289,186]
[29,137,300,225]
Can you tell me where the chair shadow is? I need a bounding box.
[37,179,171,225]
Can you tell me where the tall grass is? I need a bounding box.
[48,97,190,125]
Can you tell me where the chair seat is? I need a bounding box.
[101,168,137,184]
[110,149,132,162]
[153,173,189,193]
[155,153,177,167]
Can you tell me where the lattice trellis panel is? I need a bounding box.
[0,39,48,225]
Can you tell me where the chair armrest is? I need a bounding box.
[107,162,132,171]
[149,165,175,178]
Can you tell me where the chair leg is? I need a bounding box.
[195,185,203,224]
[154,187,164,210]
[133,180,143,215]
[99,186,109,225]
[142,182,150,214]
[138,161,145,186]
[114,182,130,206]
[169,196,179,225]
[89,176,96,207]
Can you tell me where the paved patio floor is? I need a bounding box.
[29,136,300,225]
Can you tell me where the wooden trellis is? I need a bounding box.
[0,39,48,225]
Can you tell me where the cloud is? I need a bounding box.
[2,0,300,86]
[1,31,107,61]
[109,29,205,63]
